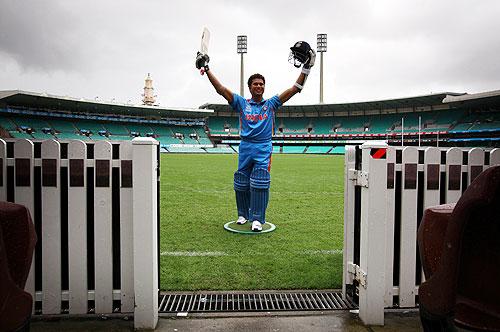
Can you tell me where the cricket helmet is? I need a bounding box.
[289,41,312,68]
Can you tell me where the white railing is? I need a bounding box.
[343,142,500,325]
[0,138,159,330]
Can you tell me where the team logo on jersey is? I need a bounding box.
[245,113,268,122]
[263,105,268,111]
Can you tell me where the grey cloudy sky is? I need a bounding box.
[1,0,500,108]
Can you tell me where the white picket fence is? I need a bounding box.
[0,138,159,330]
[343,142,500,325]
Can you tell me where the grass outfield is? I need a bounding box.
[159,153,344,291]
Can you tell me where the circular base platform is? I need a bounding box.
[223,221,276,234]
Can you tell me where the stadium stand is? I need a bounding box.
[306,146,332,154]
[310,118,331,134]
[282,145,306,154]
[0,90,212,149]
[105,122,130,135]
[203,90,500,151]
[280,117,309,134]
[1,89,499,154]
[208,116,239,135]
[166,145,206,153]
[330,146,346,154]
[194,128,212,145]
[205,146,234,154]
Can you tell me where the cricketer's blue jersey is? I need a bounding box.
[230,93,282,143]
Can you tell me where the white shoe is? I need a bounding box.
[251,220,263,232]
[236,216,247,225]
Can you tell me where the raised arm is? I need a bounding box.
[206,70,234,104]
[279,72,307,104]
[196,52,234,104]
[279,44,316,104]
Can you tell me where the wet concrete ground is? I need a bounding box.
[31,310,425,331]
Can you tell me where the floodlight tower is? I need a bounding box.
[237,35,247,97]
[317,33,327,104]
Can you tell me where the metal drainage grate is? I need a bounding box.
[159,291,356,313]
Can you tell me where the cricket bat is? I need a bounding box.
[200,27,210,55]
[198,27,211,75]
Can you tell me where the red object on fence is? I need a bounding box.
[370,148,387,159]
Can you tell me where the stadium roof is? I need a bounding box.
[443,89,500,106]
[200,92,466,115]
[0,90,214,118]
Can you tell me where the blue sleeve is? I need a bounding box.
[229,93,245,112]
[269,95,283,110]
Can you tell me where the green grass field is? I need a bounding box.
[159,153,345,291]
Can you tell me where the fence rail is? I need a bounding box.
[343,142,500,325]
[0,138,159,330]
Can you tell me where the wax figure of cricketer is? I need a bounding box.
[196,41,316,231]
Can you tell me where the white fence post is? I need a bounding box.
[358,141,388,326]
[67,140,88,314]
[491,148,500,166]
[423,147,441,210]
[384,147,396,306]
[445,147,462,204]
[342,145,356,298]
[399,147,418,307]
[94,141,113,313]
[119,141,135,313]
[13,139,35,308]
[41,140,62,314]
[467,148,484,185]
[132,137,159,330]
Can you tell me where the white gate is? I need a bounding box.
[0,138,159,330]
[343,142,500,325]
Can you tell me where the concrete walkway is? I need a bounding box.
[31,310,424,331]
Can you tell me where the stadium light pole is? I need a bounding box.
[237,35,247,97]
[317,34,327,104]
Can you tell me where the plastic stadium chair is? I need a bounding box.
[418,165,500,331]
[0,201,37,332]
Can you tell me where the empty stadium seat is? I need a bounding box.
[281,117,309,133]
[282,146,306,154]
[418,166,500,331]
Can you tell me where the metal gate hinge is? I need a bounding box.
[348,169,369,188]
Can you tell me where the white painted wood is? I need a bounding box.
[119,141,134,313]
[421,147,442,284]
[132,137,159,330]
[41,140,61,314]
[342,145,356,297]
[358,141,387,326]
[423,147,441,209]
[384,147,396,307]
[344,146,498,319]
[490,148,500,166]
[467,148,484,186]
[67,140,88,314]
[399,147,418,307]
[445,148,462,204]
[13,139,35,307]
[93,141,113,314]
[0,139,6,201]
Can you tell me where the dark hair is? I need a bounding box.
[247,73,265,87]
